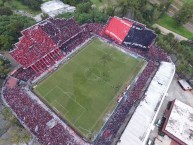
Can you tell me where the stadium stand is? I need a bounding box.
[10,25,59,68]
[40,18,81,47]
[103,17,156,50]
[2,17,174,145]
[104,17,133,44]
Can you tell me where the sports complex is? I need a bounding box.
[1,16,175,145]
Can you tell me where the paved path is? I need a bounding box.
[153,24,188,41]
[14,10,42,22]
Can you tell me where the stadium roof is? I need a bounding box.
[162,99,193,145]
[117,62,175,145]
[41,0,75,17]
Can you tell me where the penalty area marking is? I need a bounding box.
[55,86,87,126]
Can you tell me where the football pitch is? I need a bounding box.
[34,38,145,140]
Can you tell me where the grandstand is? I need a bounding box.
[1,16,175,145]
[104,17,157,50]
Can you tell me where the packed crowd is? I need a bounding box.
[3,85,86,145]
[10,26,59,68]
[94,61,157,145]
[31,48,64,75]
[86,23,105,35]
[12,67,36,82]
[61,29,90,54]
[41,18,81,47]
[123,28,156,49]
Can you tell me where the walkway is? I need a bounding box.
[153,24,188,41]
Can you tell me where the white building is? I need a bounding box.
[41,0,76,17]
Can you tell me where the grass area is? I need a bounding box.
[91,0,117,8]
[0,0,41,16]
[184,0,193,3]
[34,38,144,140]
[157,14,193,39]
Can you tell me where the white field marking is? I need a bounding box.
[57,86,86,131]
[96,46,132,65]
[53,100,70,117]
[42,86,57,98]
[90,95,116,131]
[73,109,86,125]
[43,87,70,116]
[51,87,86,130]
[78,126,92,134]
[54,100,68,112]
[56,84,107,133]
[56,86,86,111]
[72,61,115,88]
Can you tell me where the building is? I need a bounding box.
[41,0,76,17]
[162,99,193,145]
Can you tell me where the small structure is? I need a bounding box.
[6,77,18,88]
[46,118,57,129]
[162,99,193,145]
[178,79,192,91]
[41,0,76,17]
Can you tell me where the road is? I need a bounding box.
[14,10,42,22]
[153,24,188,41]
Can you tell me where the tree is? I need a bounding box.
[0,15,35,51]
[116,0,136,17]
[0,7,13,15]
[76,1,92,13]
[174,2,193,25]
[106,5,116,16]
[41,13,49,20]
[20,0,42,10]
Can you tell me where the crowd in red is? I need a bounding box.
[41,18,82,47]
[10,26,59,68]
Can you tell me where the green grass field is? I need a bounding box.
[157,14,193,39]
[34,38,144,140]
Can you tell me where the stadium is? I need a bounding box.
[1,16,175,145]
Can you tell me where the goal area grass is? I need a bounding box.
[34,38,145,140]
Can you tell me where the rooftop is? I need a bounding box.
[163,99,193,145]
[41,0,75,17]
